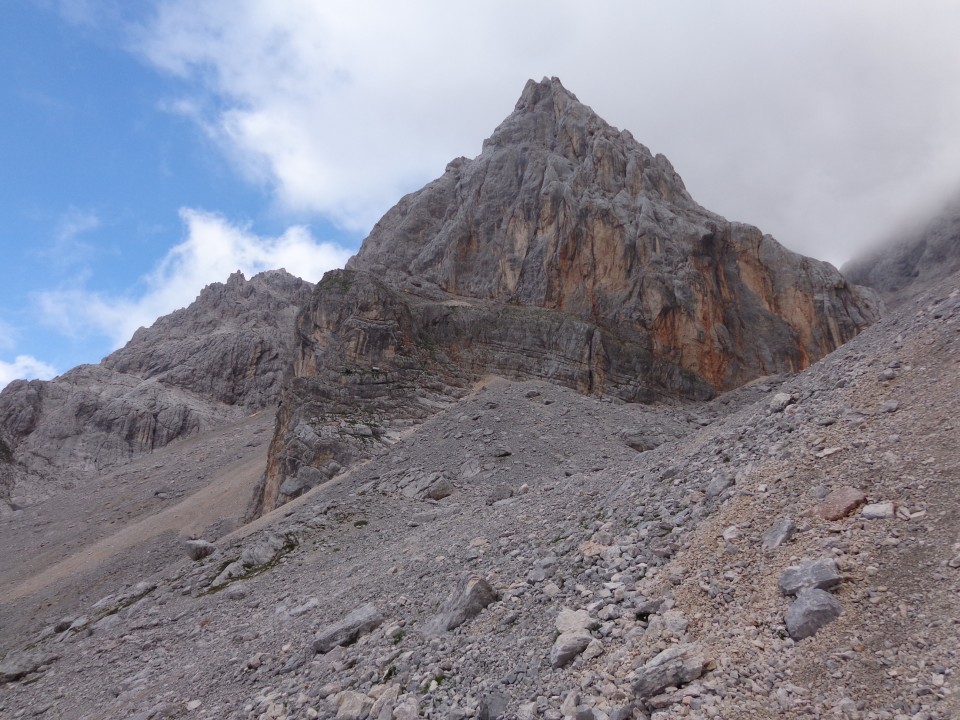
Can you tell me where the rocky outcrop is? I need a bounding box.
[0,270,311,510]
[844,195,960,304]
[252,78,878,518]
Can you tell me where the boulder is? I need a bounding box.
[779,558,843,596]
[313,604,384,654]
[550,630,593,668]
[185,539,216,561]
[632,643,706,699]
[785,589,843,640]
[819,487,867,520]
[761,518,796,549]
[424,574,498,636]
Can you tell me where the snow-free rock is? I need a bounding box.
[785,589,843,640]
[313,604,384,654]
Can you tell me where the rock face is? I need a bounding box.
[0,270,311,511]
[844,195,960,304]
[252,77,878,518]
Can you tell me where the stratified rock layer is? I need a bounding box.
[252,77,879,517]
[0,270,311,510]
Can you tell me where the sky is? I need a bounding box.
[2,1,960,389]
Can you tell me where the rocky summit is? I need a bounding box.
[253,77,878,518]
[2,78,958,720]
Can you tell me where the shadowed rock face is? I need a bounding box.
[0,270,311,511]
[251,77,879,518]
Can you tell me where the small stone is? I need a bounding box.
[881,400,900,413]
[550,630,592,668]
[289,597,320,617]
[860,502,895,520]
[721,525,741,542]
[785,588,842,639]
[517,701,538,720]
[556,608,599,633]
[478,691,510,720]
[705,475,734,499]
[769,393,794,413]
[819,486,867,521]
[761,518,796,549]
[336,691,373,720]
[313,604,383,654]
[424,574,498,636]
[632,643,705,698]
[582,638,604,660]
[779,558,843,596]
[186,700,202,711]
[947,555,960,569]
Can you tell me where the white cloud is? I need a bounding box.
[37,209,352,349]
[0,355,58,390]
[55,208,100,244]
[0,320,16,353]
[135,1,960,265]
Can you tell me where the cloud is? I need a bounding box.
[134,1,960,264]
[37,209,352,349]
[0,355,58,390]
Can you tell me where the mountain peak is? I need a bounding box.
[515,76,581,110]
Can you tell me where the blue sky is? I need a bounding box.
[3,1,960,388]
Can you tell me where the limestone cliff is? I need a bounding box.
[0,270,311,512]
[251,77,879,518]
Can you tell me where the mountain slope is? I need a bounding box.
[252,77,879,518]
[0,269,311,514]
[2,264,955,720]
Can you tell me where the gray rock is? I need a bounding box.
[761,518,796,549]
[185,539,216,561]
[550,630,592,668]
[393,698,419,720]
[632,643,705,698]
[860,502,895,519]
[424,574,498,635]
[478,691,510,720]
[555,608,599,633]
[0,651,59,684]
[705,475,734,499]
[785,588,843,640]
[313,603,384,654]
[240,533,287,567]
[779,558,843,596]
[336,690,373,720]
[769,393,794,413]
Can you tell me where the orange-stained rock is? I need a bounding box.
[819,486,868,521]
[249,78,880,518]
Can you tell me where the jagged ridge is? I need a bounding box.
[0,270,312,513]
